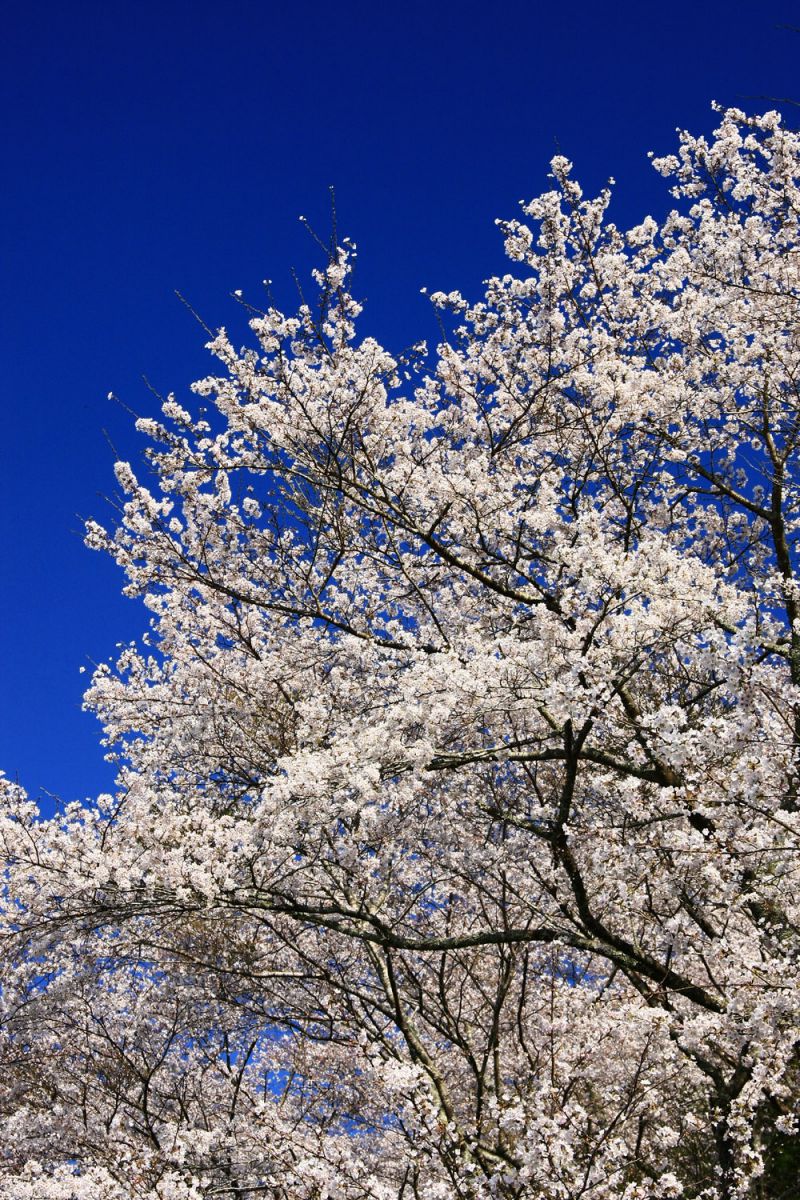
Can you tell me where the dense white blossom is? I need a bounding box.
[1,108,799,1198]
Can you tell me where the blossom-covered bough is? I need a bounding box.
[1,107,799,1199]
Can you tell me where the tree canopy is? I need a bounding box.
[1,107,799,1199]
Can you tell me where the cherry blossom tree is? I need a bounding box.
[1,106,799,1199]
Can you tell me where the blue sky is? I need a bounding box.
[2,0,797,807]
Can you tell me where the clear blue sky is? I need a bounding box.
[2,0,797,807]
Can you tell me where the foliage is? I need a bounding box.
[1,107,799,1199]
